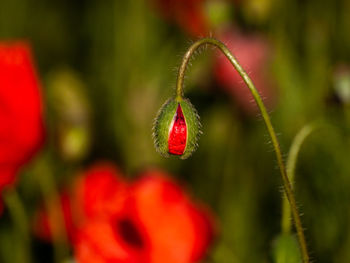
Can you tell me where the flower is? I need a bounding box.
[0,42,44,193]
[153,97,201,159]
[33,163,214,262]
[149,0,208,37]
[214,28,276,114]
[74,165,214,263]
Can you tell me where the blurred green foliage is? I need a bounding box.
[1,0,350,262]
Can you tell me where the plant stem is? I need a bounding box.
[34,157,70,263]
[282,124,316,234]
[176,38,310,263]
[3,189,31,263]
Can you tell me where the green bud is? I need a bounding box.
[153,97,201,159]
[46,68,91,162]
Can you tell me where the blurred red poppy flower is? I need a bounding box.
[214,28,276,114]
[74,165,214,263]
[150,0,208,37]
[0,42,44,192]
[34,162,214,262]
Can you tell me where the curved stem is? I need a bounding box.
[282,124,316,234]
[176,38,310,263]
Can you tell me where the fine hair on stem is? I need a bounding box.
[175,38,310,263]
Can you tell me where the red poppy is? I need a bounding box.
[214,28,276,114]
[0,42,44,191]
[150,0,208,37]
[74,166,214,263]
[33,163,214,262]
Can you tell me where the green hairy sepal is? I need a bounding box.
[153,97,201,159]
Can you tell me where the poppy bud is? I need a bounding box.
[153,97,201,159]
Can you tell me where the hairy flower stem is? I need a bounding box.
[176,38,310,263]
[282,124,316,234]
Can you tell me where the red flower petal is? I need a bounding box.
[75,219,148,263]
[168,104,187,155]
[129,170,214,263]
[0,42,44,190]
[73,162,127,220]
[0,165,18,192]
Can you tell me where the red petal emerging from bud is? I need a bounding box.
[168,104,187,155]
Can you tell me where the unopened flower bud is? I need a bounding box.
[46,68,92,162]
[153,97,201,159]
